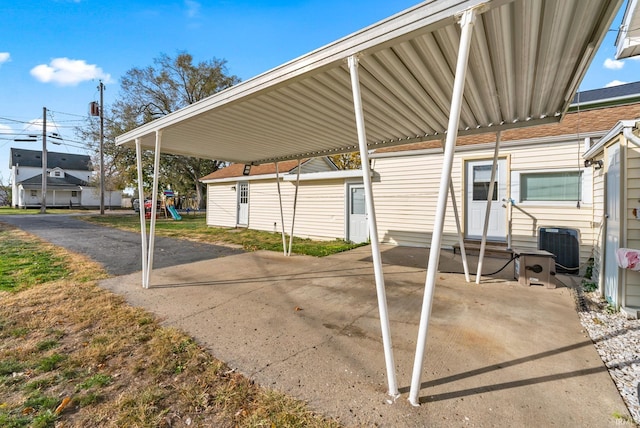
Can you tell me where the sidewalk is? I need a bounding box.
[100,245,633,427]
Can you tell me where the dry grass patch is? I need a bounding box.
[0,222,341,427]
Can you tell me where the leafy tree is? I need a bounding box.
[330,152,361,169]
[78,52,240,208]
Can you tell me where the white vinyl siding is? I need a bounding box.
[248,179,345,241]
[206,177,347,241]
[372,140,596,268]
[371,155,461,248]
[625,143,640,307]
[206,184,238,227]
[591,163,606,290]
[293,158,337,174]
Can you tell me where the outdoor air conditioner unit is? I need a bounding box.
[538,227,580,274]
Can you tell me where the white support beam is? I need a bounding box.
[449,182,470,282]
[135,138,148,288]
[476,131,501,284]
[409,7,478,406]
[348,54,399,400]
[145,130,162,288]
[288,159,301,256]
[275,162,288,256]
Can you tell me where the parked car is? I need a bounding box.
[133,199,140,212]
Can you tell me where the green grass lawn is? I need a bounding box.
[0,223,341,427]
[83,213,365,257]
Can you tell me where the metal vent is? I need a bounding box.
[538,228,580,274]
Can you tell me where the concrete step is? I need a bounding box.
[452,241,513,258]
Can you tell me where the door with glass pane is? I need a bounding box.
[465,159,507,240]
[237,182,249,226]
[348,184,368,243]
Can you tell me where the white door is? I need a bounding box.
[466,159,507,241]
[604,144,621,306]
[348,184,368,243]
[237,182,249,226]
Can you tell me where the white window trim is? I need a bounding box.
[511,168,592,206]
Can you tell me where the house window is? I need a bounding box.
[71,191,77,197]
[54,171,61,177]
[521,171,582,202]
[30,190,37,197]
[472,165,497,201]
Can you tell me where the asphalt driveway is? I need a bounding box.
[0,213,243,275]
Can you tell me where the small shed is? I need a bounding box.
[201,158,368,243]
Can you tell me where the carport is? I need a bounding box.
[115,0,623,406]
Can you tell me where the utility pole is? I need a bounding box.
[99,81,105,215]
[41,106,47,214]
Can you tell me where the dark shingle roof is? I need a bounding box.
[18,173,88,188]
[571,81,640,104]
[10,148,92,170]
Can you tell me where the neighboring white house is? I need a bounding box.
[201,157,371,243]
[9,148,122,209]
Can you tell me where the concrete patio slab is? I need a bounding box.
[100,245,633,427]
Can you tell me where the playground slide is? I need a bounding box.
[167,205,182,221]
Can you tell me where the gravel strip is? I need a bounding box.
[577,291,640,424]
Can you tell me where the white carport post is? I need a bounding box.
[409,7,478,406]
[449,182,470,282]
[144,130,162,288]
[275,162,288,256]
[348,54,399,399]
[475,131,501,284]
[135,138,148,288]
[287,159,301,256]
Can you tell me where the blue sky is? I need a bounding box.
[1,0,639,183]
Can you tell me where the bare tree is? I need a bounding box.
[78,52,239,207]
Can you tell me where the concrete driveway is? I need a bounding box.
[2,214,632,426]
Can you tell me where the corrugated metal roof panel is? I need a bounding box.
[116,0,623,165]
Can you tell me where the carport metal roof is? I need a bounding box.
[116,0,623,410]
[115,0,620,165]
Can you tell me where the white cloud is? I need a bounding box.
[0,52,10,65]
[185,0,201,18]
[30,57,111,86]
[605,80,627,88]
[604,58,624,70]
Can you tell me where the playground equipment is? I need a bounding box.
[163,189,182,221]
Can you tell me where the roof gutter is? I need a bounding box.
[623,124,640,147]
[584,119,638,158]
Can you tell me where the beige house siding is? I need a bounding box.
[591,162,606,290]
[206,177,347,241]
[247,179,346,240]
[371,155,460,248]
[625,142,640,307]
[206,184,238,227]
[372,139,597,269]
